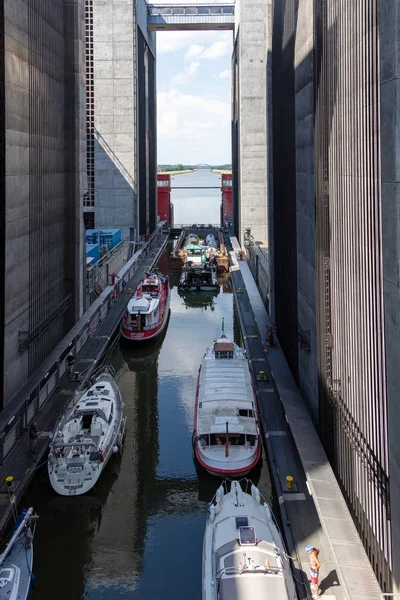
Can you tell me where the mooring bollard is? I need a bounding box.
[286,475,294,489]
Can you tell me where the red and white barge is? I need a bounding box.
[121,272,170,341]
[193,328,261,477]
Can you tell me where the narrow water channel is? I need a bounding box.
[23,187,273,600]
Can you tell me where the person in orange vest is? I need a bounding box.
[109,273,120,300]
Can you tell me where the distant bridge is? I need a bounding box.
[171,186,220,189]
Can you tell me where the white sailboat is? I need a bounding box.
[193,322,261,477]
[48,365,126,496]
[203,480,297,600]
[0,507,38,600]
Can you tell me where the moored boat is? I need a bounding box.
[202,480,297,600]
[178,262,219,292]
[0,508,38,600]
[48,365,126,496]
[121,272,170,341]
[193,323,261,477]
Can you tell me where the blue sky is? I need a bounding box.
[156,29,232,165]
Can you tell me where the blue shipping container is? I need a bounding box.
[86,243,99,264]
[99,229,121,250]
[86,229,99,244]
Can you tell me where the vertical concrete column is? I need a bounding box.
[380,0,400,591]
[92,0,136,236]
[64,0,87,323]
[235,0,268,247]
[266,0,274,319]
[294,0,318,411]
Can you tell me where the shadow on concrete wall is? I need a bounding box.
[92,130,136,235]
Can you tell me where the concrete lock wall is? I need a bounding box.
[380,0,400,592]
[2,0,86,402]
[269,0,400,590]
[232,0,268,248]
[90,0,156,239]
[92,0,137,238]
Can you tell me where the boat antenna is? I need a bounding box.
[225,421,229,458]
[221,317,226,338]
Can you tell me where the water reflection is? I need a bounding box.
[177,289,218,310]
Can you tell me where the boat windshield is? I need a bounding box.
[142,285,159,293]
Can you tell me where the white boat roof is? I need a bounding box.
[127,296,158,314]
[197,342,257,435]
[209,483,294,600]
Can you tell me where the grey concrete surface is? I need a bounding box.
[3,0,86,401]
[293,0,318,415]
[232,0,268,247]
[92,0,137,236]
[380,0,400,592]
[229,233,383,600]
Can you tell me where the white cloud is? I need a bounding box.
[171,61,200,84]
[219,69,231,79]
[157,30,232,55]
[157,88,230,163]
[157,32,201,54]
[184,44,205,60]
[183,40,231,61]
[200,40,230,60]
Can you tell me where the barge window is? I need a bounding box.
[238,409,252,417]
[215,350,233,359]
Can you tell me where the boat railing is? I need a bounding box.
[91,363,116,381]
[52,440,97,449]
[0,508,33,567]
[216,563,282,580]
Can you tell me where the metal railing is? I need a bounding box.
[170,223,221,230]
[147,4,235,17]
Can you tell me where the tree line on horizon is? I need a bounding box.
[157,163,232,172]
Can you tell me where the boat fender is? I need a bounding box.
[215,485,224,502]
[251,484,261,504]
[113,446,118,454]
[263,502,272,520]
[214,501,221,515]
[99,449,104,463]
[209,504,215,522]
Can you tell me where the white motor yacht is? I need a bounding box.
[48,365,126,496]
[203,480,298,600]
